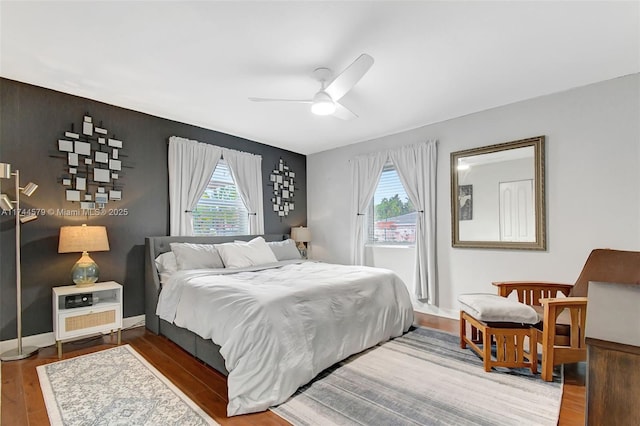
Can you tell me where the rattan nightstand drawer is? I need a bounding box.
[57,304,121,338]
[64,308,116,332]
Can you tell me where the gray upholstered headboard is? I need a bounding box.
[144,234,288,333]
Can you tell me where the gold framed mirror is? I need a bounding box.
[451,136,546,250]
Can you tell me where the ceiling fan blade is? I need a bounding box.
[249,97,312,103]
[332,102,358,120]
[325,53,374,101]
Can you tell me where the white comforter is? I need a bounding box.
[157,260,414,416]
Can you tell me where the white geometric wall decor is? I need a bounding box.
[269,158,295,218]
[57,115,127,207]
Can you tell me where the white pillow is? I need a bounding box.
[155,252,178,285]
[216,237,278,268]
[155,251,178,274]
[170,243,225,270]
[267,239,301,261]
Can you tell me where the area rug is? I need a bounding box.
[37,345,218,426]
[272,327,562,426]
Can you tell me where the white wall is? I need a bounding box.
[307,74,640,317]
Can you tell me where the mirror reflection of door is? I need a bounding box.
[499,179,535,242]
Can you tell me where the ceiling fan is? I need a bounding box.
[249,53,374,120]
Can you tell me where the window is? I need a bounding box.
[368,164,415,244]
[192,159,249,236]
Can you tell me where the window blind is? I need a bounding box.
[368,164,416,244]
[192,159,249,236]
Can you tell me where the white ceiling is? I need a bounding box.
[1,1,638,155]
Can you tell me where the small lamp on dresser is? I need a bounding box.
[58,224,110,287]
[291,226,311,259]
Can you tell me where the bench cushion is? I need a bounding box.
[458,293,540,324]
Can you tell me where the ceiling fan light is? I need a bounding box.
[311,101,335,116]
[311,91,336,116]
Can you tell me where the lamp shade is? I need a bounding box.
[21,182,38,197]
[0,194,13,211]
[0,163,11,179]
[19,214,38,224]
[291,226,311,243]
[58,225,110,253]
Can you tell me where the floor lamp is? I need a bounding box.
[0,162,40,361]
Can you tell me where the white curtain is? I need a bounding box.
[222,148,265,234]
[349,151,388,265]
[168,136,222,236]
[389,140,437,302]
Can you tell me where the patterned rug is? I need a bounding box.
[37,345,218,426]
[272,327,562,426]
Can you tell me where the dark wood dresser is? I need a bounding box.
[585,281,640,426]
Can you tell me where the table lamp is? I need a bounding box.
[58,224,110,286]
[291,226,311,258]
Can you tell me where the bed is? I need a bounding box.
[145,234,414,416]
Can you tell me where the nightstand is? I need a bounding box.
[52,281,123,358]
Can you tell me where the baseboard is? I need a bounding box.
[122,314,146,330]
[412,301,459,320]
[0,314,146,354]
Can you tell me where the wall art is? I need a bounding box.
[458,184,473,221]
[55,115,128,208]
[269,158,295,218]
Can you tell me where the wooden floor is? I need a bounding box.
[1,312,585,425]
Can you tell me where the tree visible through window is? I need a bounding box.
[192,159,249,236]
[368,164,415,244]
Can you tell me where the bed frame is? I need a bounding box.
[144,234,288,376]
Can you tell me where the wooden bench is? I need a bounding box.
[458,293,540,374]
[460,310,538,374]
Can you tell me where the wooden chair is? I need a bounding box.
[493,249,640,381]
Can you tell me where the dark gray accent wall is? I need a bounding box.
[0,78,307,340]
